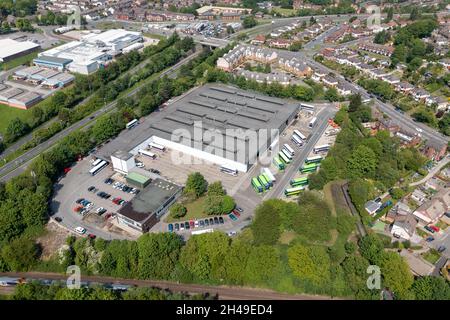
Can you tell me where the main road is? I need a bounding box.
[0,50,202,182]
[0,272,339,300]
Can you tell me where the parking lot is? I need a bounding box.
[51,157,141,240]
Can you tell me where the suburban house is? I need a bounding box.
[411,188,428,206]
[365,200,382,216]
[391,214,418,240]
[413,188,450,225]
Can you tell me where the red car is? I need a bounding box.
[88,234,96,239]
[232,210,241,217]
[189,220,195,228]
[430,225,440,232]
[112,197,122,204]
[73,206,82,212]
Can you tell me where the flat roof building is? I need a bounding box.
[141,83,299,172]
[117,178,182,233]
[7,91,42,110]
[0,39,40,63]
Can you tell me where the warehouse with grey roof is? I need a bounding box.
[132,83,299,172]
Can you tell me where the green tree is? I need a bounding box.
[170,203,187,218]
[288,244,331,285]
[244,245,280,285]
[347,145,377,179]
[379,251,414,299]
[242,16,257,29]
[1,237,39,271]
[251,200,282,245]
[184,172,208,199]
[411,276,450,300]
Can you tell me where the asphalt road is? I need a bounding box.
[0,51,202,182]
[0,272,338,300]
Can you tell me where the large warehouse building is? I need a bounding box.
[0,39,40,63]
[130,84,299,172]
[34,29,143,74]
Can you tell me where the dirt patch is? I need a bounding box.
[36,222,71,261]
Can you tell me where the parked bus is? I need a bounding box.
[268,138,279,151]
[283,144,295,156]
[126,119,139,129]
[291,134,303,147]
[300,162,319,173]
[138,149,156,159]
[148,142,166,151]
[290,177,308,187]
[278,151,291,164]
[220,164,238,176]
[309,117,317,128]
[92,158,102,167]
[281,148,293,160]
[263,167,276,183]
[284,186,305,197]
[305,155,323,164]
[258,175,270,190]
[273,157,285,170]
[89,160,107,176]
[293,129,306,141]
[313,144,330,154]
[262,173,273,187]
[301,103,315,111]
[251,177,263,193]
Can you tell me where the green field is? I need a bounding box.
[272,7,297,17]
[164,197,211,223]
[0,103,32,135]
[0,51,38,71]
[422,249,441,264]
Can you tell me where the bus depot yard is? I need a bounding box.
[50,84,338,239]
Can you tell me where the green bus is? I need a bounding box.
[273,157,285,170]
[252,177,263,193]
[300,162,319,173]
[305,155,323,164]
[290,177,309,187]
[284,186,305,197]
[262,173,273,187]
[279,151,291,164]
[258,174,270,190]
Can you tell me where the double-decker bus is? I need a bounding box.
[220,164,238,176]
[284,186,305,197]
[305,155,323,164]
[309,117,317,128]
[149,142,166,151]
[279,151,291,164]
[313,144,330,154]
[273,157,285,170]
[126,119,139,129]
[283,144,294,156]
[291,134,303,147]
[293,129,306,141]
[263,167,276,183]
[251,177,263,193]
[290,177,308,187]
[138,149,156,159]
[258,175,271,190]
[89,160,108,176]
[300,162,319,173]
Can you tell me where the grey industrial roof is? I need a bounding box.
[34,55,73,65]
[9,91,41,105]
[146,83,299,163]
[112,149,133,161]
[118,178,182,223]
[0,88,24,100]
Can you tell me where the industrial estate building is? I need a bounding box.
[125,84,299,172]
[117,178,182,233]
[34,29,143,74]
[0,84,42,109]
[13,66,75,88]
[0,39,40,63]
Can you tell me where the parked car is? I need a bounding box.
[88,186,96,192]
[445,212,450,218]
[204,219,209,226]
[430,225,440,232]
[194,220,199,228]
[199,220,204,227]
[437,246,446,253]
[185,222,190,230]
[232,210,240,217]
[424,226,435,233]
[425,236,434,242]
[88,234,96,239]
[174,223,180,231]
[76,198,84,204]
[219,216,224,224]
[235,206,243,213]
[214,217,219,224]
[54,216,63,223]
[74,227,86,235]
[180,223,185,231]
[189,220,195,228]
[209,218,214,225]
[168,224,173,232]
[228,214,237,221]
